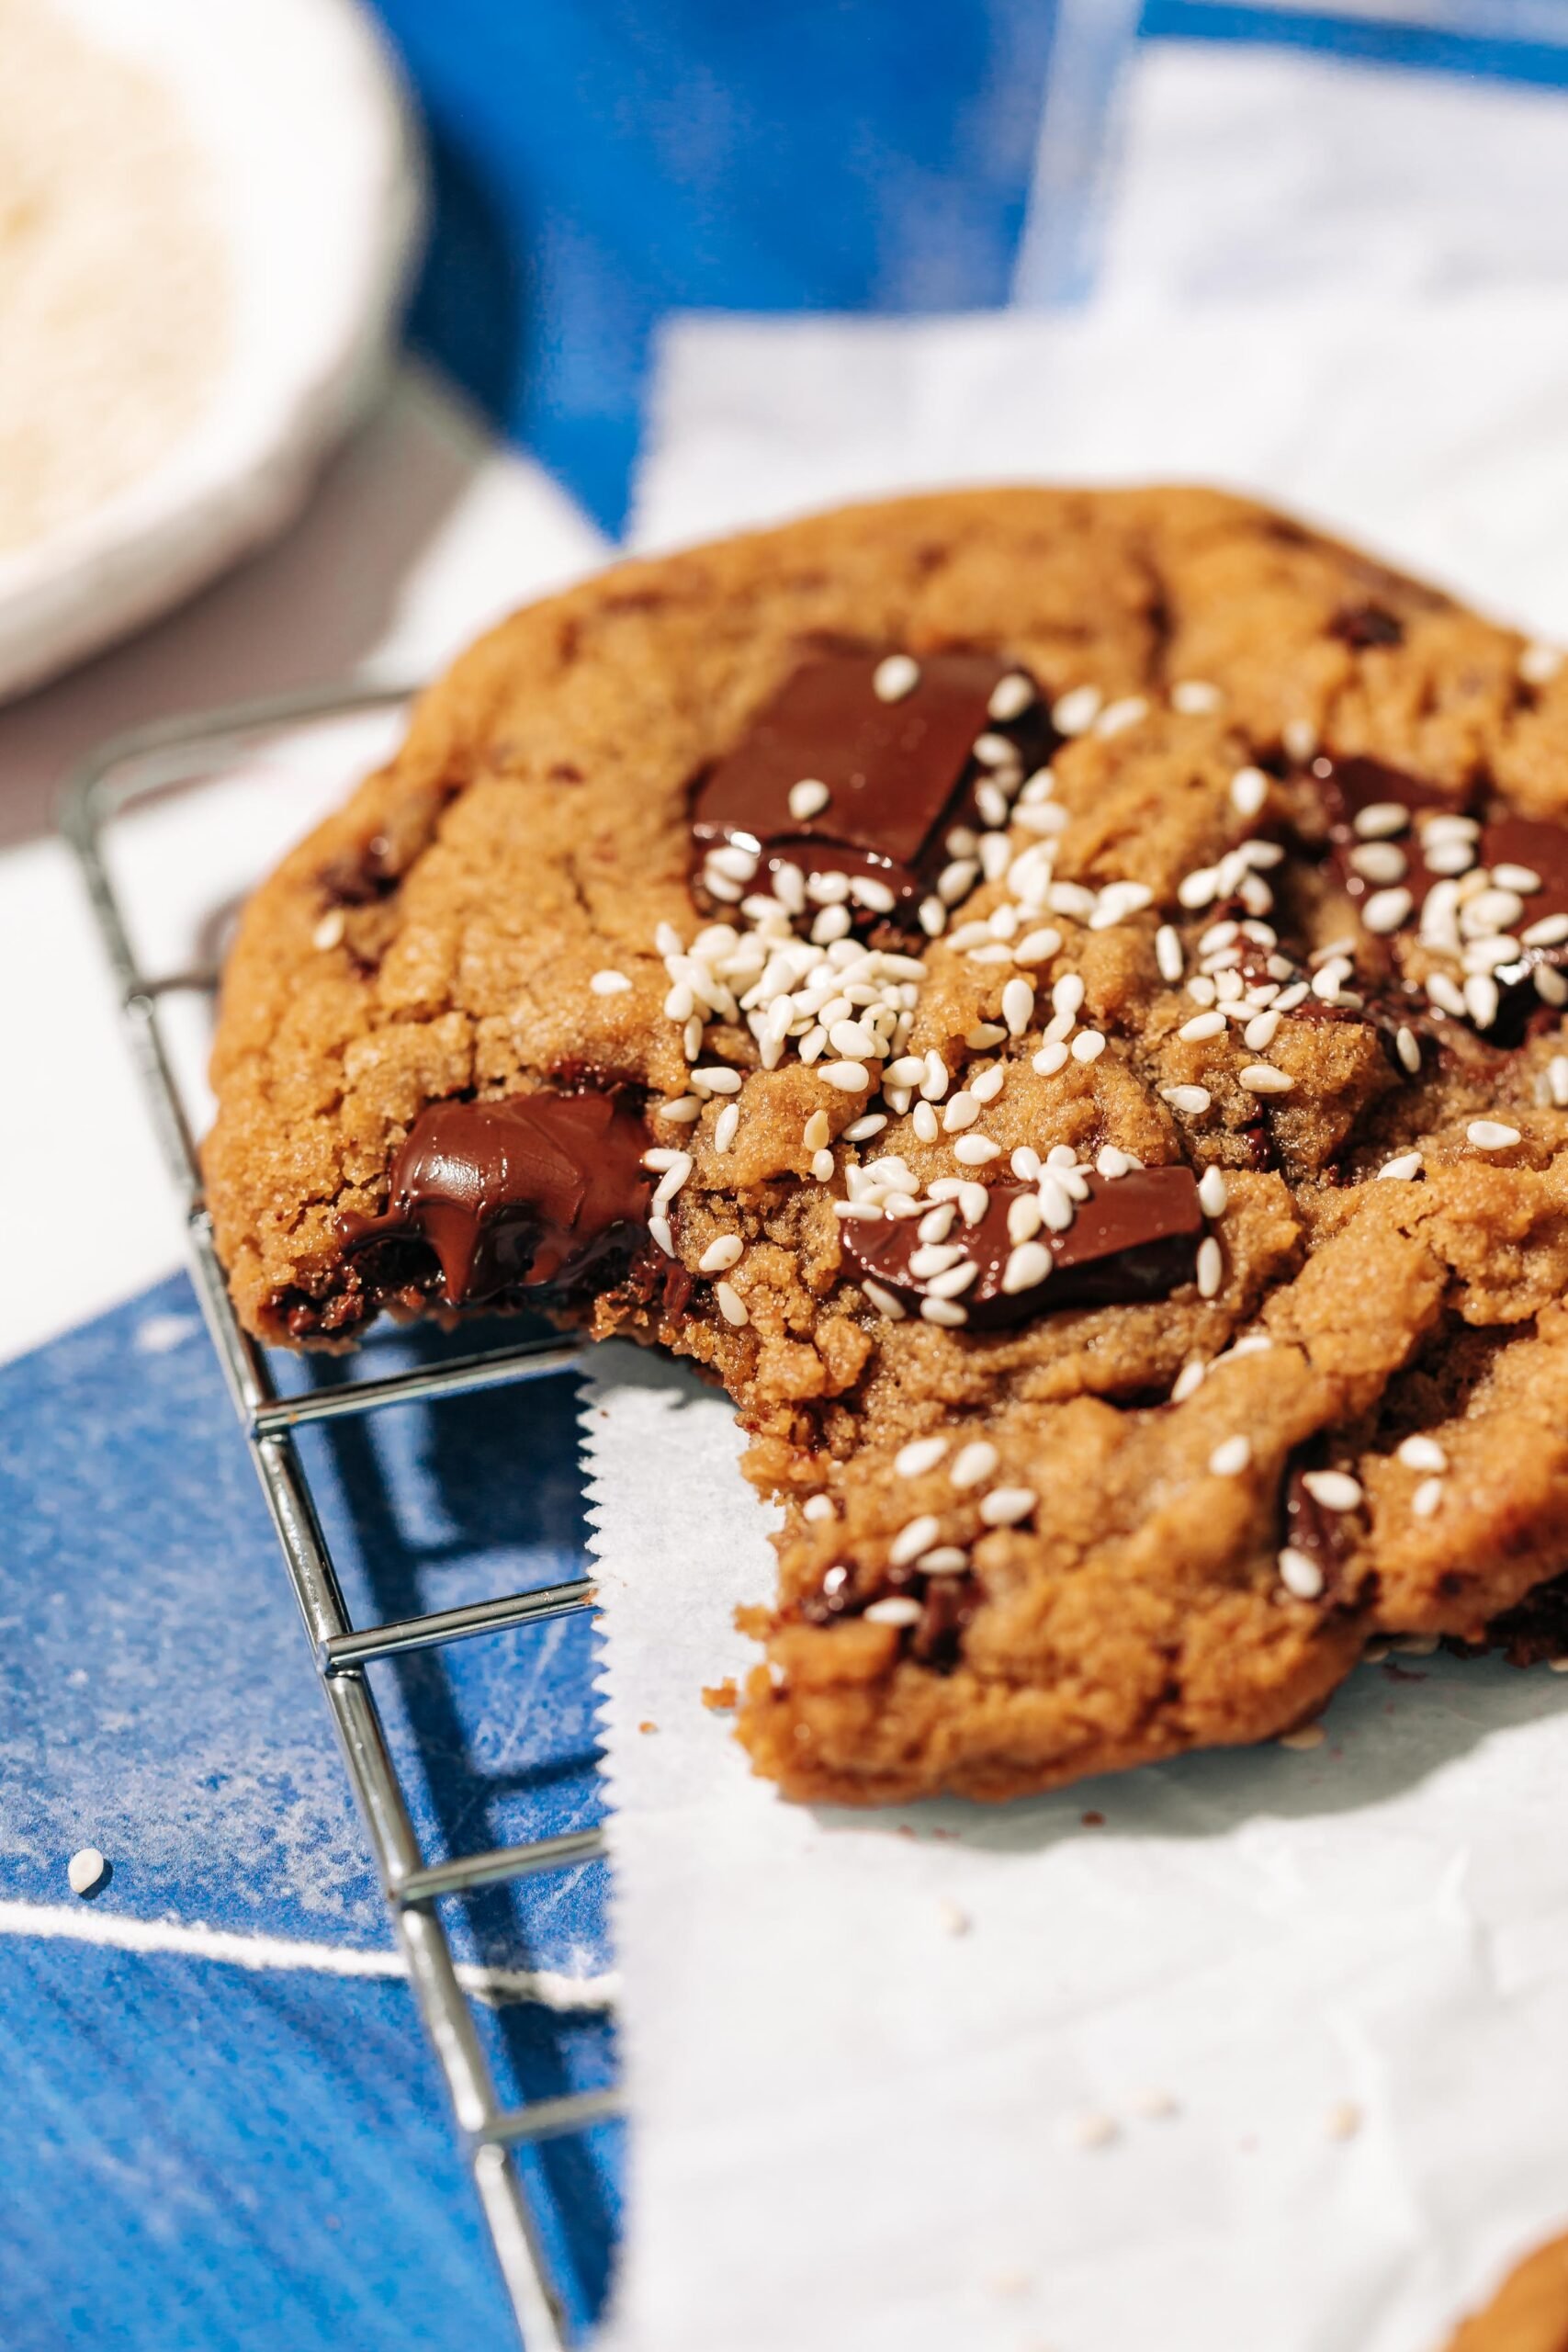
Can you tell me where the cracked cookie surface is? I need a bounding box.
[204,485,1568,1804]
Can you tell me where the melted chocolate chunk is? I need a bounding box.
[1309,758,1568,1045]
[691,651,1049,932]
[339,1091,651,1308]
[1280,1446,1367,1604]
[1330,605,1404,650]
[841,1166,1202,1330]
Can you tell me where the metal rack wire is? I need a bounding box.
[62,681,616,2350]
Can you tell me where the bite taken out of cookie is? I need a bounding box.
[203,486,1568,1804]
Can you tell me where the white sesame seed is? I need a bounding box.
[919,1550,970,1577]
[1230,765,1269,819]
[919,896,947,937]
[1349,842,1407,885]
[820,1061,871,1092]
[1033,1040,1069,1076]
[1014,927,1062,967]
[1052,683,1101,736]
[1001,976,1035,1036]
[1179,1011,1227,1043]
[1096,1146,1134,1178]
[978,1486,1037,1526]
[1071,1029,1107,1065]
[1007,1193,1044,1244]
[909,1244,964,1281]
[1412,1477,1444,1519]
[657,1095,702,1124]
[1427,973,1467,1018]
[1002,1240,1053,1293]
[1161,1084,1212,1114]
[988,671,1036,722]
[1520,641,1563,685]
[692,1065,741,1095]
[787,778,830,822]
[652,1157,694,1209]
[802,1109,831,1152]
[863,1279,906,1319]
[895,1436,949,1478]
[1467,1120,1521,1149]
[970,1065,1006,1106]
[890,1513,942,1566]
[1047,879,1098,922]
[912,1102,940,1142]
[1397,1435,1448,1472]
[1373,1147,1423,1184]
[591,967,633,996]
[959,1182,989,1226]
[1525,913,1568,948]
[920,1297,969,1327]
[1303,1469,1363,1511]
[1239,1064,1293,1094]
[1198,1167,1227,1218]
[950,1441,1000,1488]
[954,1134,1001,1164]
[1280,1724,1325,1751]
[921,1051,951,1100]
[1196,1235,1224,1298]
[1155,924,1184,984]
[312,909,345,951]
[1279,1547,1324,1600]
[917,1204,956,1245]
[714,1103,740,1156]
[1171,1360,1207,1402]
[1209,1435,1250,1476]
[927,1261,979,1300]
[713,1280,749,1327]
[874,653,919,703]
[1243,1009,1280,1052]
[649,1214,674,1257]
[1551,1056,1568,1107]
[1178,866,1220,911]
[1096,694,1148,739]
[1171,678,1222,715]
[699,1235,743,1272]
[937,857,980,907]
[1361,888,1414,935]
[1424,839,1475,877]
[942,1091,980,1133]
[1536,966,1568,1008]
[803,1493,835,1522]
[1282,718,1318,763]
[1464,974,1501,1030]
[843,1114,887,1145]
[865,1595,922,1626]
[67,1846,107,1896]
[1353,801,1409,840]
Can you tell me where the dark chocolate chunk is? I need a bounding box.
[1329,605,1404,650]
[841,1165,1202,1330]
[691,651,1048,932]
[339,1091,651,1307]
[1280,1447,1367,1604]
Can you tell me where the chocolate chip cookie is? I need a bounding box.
[204,486,1568,1804]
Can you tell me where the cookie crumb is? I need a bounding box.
[1071,2110,1119,2151]
[987,2267,1031,2298]
[1133,2087,1179,2120]
[1278,1724,1325,1751]
[936,1897,970,1937]
[702,1679,739,1713]
[1325,2099,1362,2142]
[637,1720,658,1735]
[1080,1809,1105,1827]
[67,1847,107,1896]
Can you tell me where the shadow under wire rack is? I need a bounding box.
[62,681,618,2351]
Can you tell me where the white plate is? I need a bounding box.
[0,0,423,704]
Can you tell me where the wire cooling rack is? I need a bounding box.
[62,681,616,2350]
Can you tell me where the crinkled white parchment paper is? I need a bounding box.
[591,46,1568,2348]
